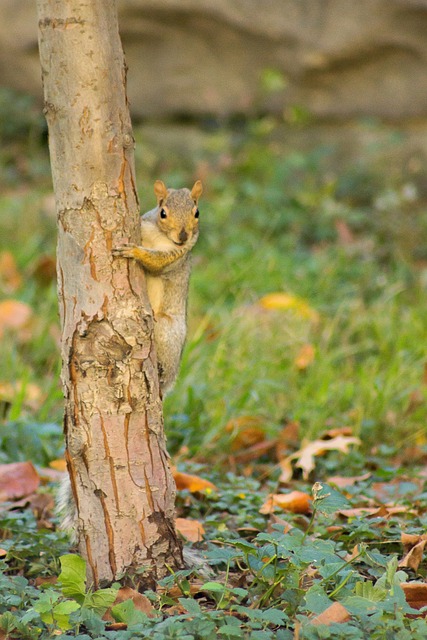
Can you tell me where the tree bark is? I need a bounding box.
[37,0,182,587]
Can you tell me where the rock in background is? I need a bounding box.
[2,0,427,164]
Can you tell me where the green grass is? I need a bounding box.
[1,108,427,458]
[2,90,427,638]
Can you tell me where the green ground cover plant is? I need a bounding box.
[1,88,427,637]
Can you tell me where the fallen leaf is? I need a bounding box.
[338,507,384,518]
[231,439,277,464]
[279,435,361,481]
[322,427,354,439]
[0,251,22,292]
[311,602,351,626]
[49,459,68,472]
[294,344,315,370]
[0,461,40,501]
[327,473,371,488]
[113,587,154,616]
[225,415,266,451]
[38,467,66,484]
[401,582,427,611]
[275,421,300,463]
[176,517,205,543]
[257,292,319,321]
[34,575,58,587]
[260,491,312,515]
[338,505,411,519]
[399,533,427,572]
[0,299,32,338]
[158,581,204,599]
[173,470,218,493]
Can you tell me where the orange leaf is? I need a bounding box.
[260,491,312,515]
[49,459,68,472]
[173,470,217,493]
[0,299,32,339]
[0,461,40,501]
[294,344,315,370]
[0,252,22,292]
[225,415,266,451]
[311,602,351,626]
[175,517,205,542]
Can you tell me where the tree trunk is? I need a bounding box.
[37,0,183,588]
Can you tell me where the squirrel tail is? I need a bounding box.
[56,475,78,544]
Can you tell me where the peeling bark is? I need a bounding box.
[37,0,182,587]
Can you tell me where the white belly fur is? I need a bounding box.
[140,220,176,251]
[146,274,164,316]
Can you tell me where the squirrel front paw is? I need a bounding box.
[112,244,138,259]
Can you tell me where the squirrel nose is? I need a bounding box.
[179,229,188,243]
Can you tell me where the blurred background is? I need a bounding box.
[1,0,427,466]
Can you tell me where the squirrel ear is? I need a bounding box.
[191,180,203,202]
[154,180,168,204]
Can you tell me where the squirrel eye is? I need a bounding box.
[160,209,167,219]
[194,209,199,219]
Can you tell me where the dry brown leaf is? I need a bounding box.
[175,517,205,543]
[401,582,427,611]
[294,344,315,370]
[260,491,312,515]
[173,470,217,493]
[34,576,58,587]
[338,507,384,518]
[231,439,277,464]
[158,581,204,599]
[338,505,410,519]
[323,427,354,438]
[311,602,351,626]
[399,533,427,572]
[225,415,266,451]
[279,435,361,481]
[0,299,32,338]
[113,587,154,615]
[38,467,66,484]
[0,461,40,501]
[275,421,300,460]
[0,251,22,292]
[327,473,371,489]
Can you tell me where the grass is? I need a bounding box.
[1,88,427,638]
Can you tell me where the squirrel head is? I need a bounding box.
[153,180,203,246]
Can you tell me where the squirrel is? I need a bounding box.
[57,180,204,554]
[112,178,202,394]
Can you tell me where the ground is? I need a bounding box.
[1,88,427,638]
